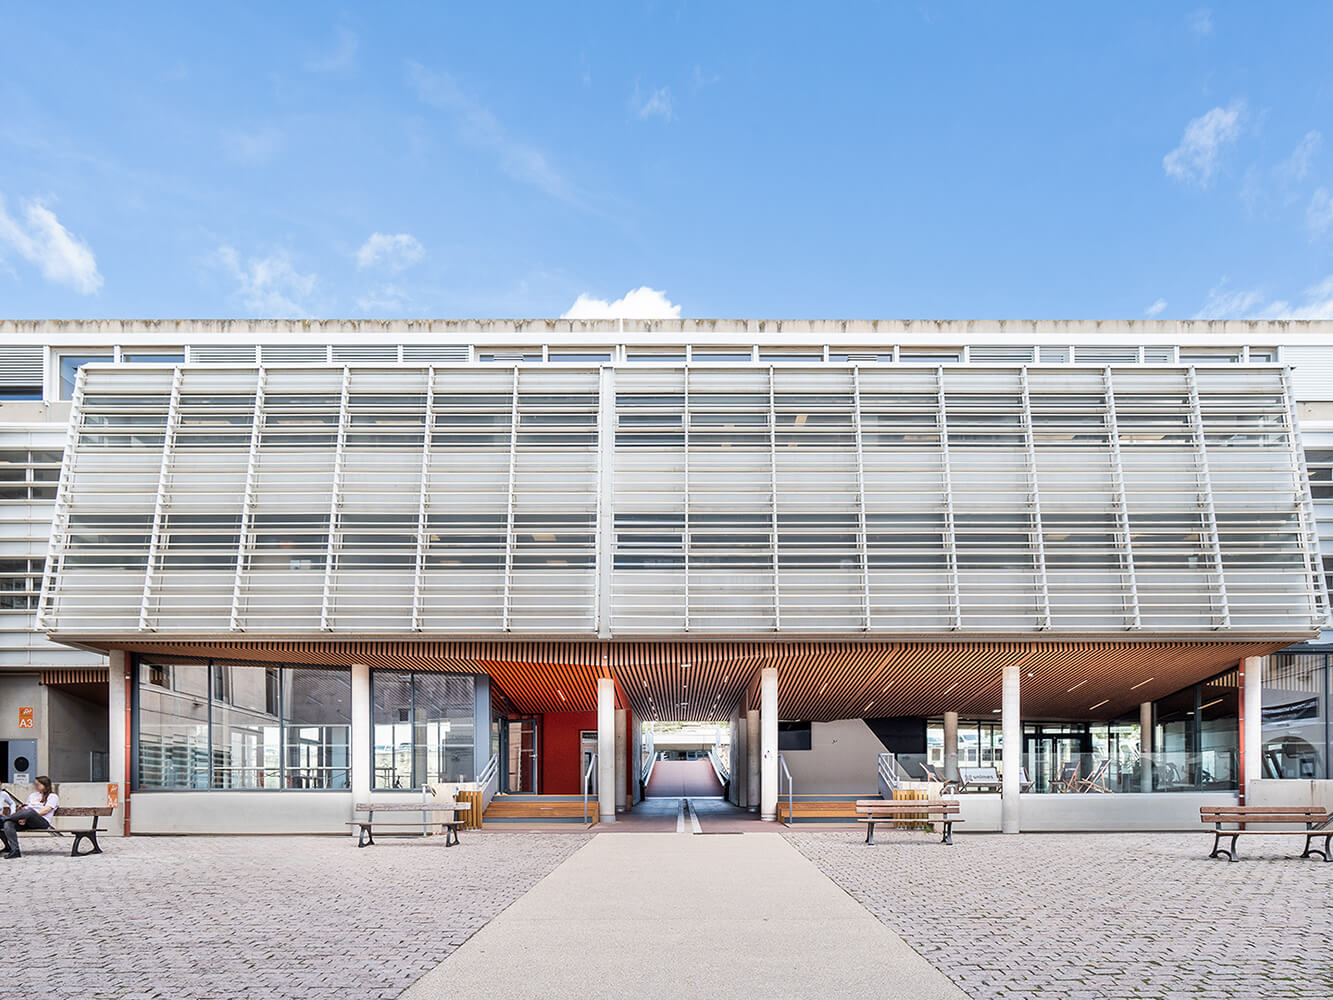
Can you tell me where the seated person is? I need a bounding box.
[2,775,59,859]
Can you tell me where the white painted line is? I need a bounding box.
[687,798,703,835]
[675,797,685,834]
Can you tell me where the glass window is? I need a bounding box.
[121,352,185,364]
[211,663,280,789]
[59,353,113,399]
[137,661,211,788]
[1262,653,1327,779]
[0,387,42,400]
[283,668,351,789]
[372,671,476,788]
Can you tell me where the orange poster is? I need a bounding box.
[17,706,33,728]
[107,783,119,808]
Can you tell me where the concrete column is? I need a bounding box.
[597,678,616,824]
[473,674,491,782]
[351,664,372,814]
[107,650,129,835]
[943,710,960,782]
[614,708,627,813]
[1139,701,1153,794]
[746,709,760,812]
[1001,663,1021,834]
[1241,655,1263,800]
[630,719,642,804]
[760,667,778,822]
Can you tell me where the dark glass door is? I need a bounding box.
[501,717,539,793]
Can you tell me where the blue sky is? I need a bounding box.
[1,3,1331,320]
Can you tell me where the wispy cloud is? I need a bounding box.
[630,83,675,122]
[356,283,407,313]
[1194,274,1333,319]
[1145,298,1168,317]
[0,194,102,294]
[221,126,284,165]
[356,232,425,271]
[1308,188,1333,238]
[214,245,316,316]
[1163,101,1245,187]
[407,61,578,204]
[1188,8,1213,36]
[1278,130,1321,182]
[562,286,681,319]
[305,24,358,72]
[690,66,720,92]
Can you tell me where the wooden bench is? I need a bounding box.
[1200,805,1331,862]
[3,807,114,857]
[856,799,963,845]
[346,801,470,848]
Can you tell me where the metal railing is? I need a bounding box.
[877,752,900,799]
[707,747,729,787]
[582,752,598,825]
[477,753,500,811]
[778,753,793,826]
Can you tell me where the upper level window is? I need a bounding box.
[692,348,754,362]
[1248,348,1278,363]
[478,349,542,362]
[759,349,822,362]
[122,352,185,364]
[626,348,686,363]
[899,349,962,363]
[59,353,113,400]
[548,350,612,363]
[0,387,42,400]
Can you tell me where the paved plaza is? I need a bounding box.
[788,829,1333,999]
[10,827,1332,999]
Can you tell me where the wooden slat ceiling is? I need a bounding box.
[97,637,1290,722]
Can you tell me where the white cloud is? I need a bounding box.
[214,245,316,316]
[631,84,675,121]
[305,24,358,72]
[221,126,284,165]
[562,286,681,319]
[1194,279,1265,318]
[0,194,102,294]
[690,65,720,92]
[1307,188,1333,238]
[356,284,406,313]
[356,232,425,271]
[408,61,577,204]
[1194,274,1333,319]
[1278,130,1321,182]
[1188,8,1213,35]
[1145,298,1168,317]
[1163,101,1245,187]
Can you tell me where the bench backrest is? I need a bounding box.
[1201,806,1327,824]
[855,799,960,815]
[354,802,461,813]
[55,807,114,817]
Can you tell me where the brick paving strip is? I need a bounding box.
[785,830,1333,1000]
[19,832,589,1000]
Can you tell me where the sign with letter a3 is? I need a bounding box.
[18,706,33,728]
[107,783,119,809]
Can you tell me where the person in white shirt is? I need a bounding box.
[2,775,58,859]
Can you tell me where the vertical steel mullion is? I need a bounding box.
[412,366,436,632]
[1019,368,1052,630]
[229,368,267,631]
[139,366,184,631]
[1281,366,1332,626]
[1104,367,1142,629]
[1186,367,1230,629]
[937,367,962,630]
[852,366,871,631]
[768,366,782,631]
[595,365,615,637]
[501,367,520,631]
[683,373,691,632]
[319,366,351,631]
[36,365,88,631]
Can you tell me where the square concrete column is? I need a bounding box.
[351,663,372,814]
[107,650,129,835]
[746,709,760,812]
[760,666,778,822]
[1001,662,1021,834]
[943,711,960,782]
[614,708,627,813]
[597,677,616,824]
[1241,655,1263,800]
[1139,701,1153,793]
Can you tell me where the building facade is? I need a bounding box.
[2,319,1331,832]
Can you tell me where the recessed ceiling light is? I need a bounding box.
[1067,680,1087,693]
[1089,699,1109,711]
[1130,677,1155,691]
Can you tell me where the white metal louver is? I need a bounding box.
[331,345,398,363]
[402,345,470,362]
[1074,345,1140,364]
[259,345,330,363]
[1284,346,1333,401]
[0,345,42,386]
[187,345,260,363]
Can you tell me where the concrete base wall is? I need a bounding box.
[1249,779,1333,813]
[952,792,1238,832]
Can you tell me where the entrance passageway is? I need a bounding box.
[643,757,726,798]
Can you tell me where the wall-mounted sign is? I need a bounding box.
[17,706,33,729]
[107,783,119,809]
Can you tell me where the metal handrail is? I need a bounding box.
[642,750,659,789]
[707,747,729,786]
[582,752,598,825]
[877,752,900,799]
[778,753,793,826]
[477,753,500,811]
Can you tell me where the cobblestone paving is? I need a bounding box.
[787,831,1333,999]
[17,832,589,1000]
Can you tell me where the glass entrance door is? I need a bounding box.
[501,717,539,793]
[1024,724,1091,792]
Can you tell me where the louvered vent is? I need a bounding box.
[1142,346,1176,363]
[1074,345,1139,364]
[0,346,43,386]
[969,345,1035,363]
[331,344,399,362]
[1038,346,1071,363]
[1283,346,1333,401]
[260,344,329,363]
[402,344,470,362]
[186,345,259,363]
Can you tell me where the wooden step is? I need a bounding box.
[777,799,879,821]
[484,798,595,821]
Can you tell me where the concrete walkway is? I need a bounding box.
[402,832,965,1000]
